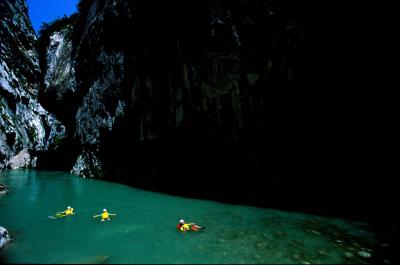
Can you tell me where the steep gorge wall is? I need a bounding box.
[0,0,66,170]
[39,0,310,182]
[12,0,395,224]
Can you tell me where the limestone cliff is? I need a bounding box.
[0,0,66,170]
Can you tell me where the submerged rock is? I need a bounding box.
[0,183,8,194]
[358,250,372,258]
[68,255,110,264]
[0,226,10,250]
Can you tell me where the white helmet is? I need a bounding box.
[103,209,107,211]
[67,206,71,209]
[179,219,184,224]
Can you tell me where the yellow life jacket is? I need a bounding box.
[101,212,109,219]
[65,208,73,215]
[182,224,190,231]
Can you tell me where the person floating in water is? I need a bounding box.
[48,206,74,219]
[93,209,116,221]
[177,219,205,231]
[58,206,74,216]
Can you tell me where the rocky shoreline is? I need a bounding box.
[0,184,8,195]
[0,226,10,251]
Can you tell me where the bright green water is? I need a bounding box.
[0,170,379,264]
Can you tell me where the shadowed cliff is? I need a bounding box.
[33,0,396,233]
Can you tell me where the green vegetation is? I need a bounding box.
[38,14,78,37]
[27,126,37,142]
[52,134,64,149]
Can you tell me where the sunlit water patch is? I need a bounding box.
[0,170,384,264]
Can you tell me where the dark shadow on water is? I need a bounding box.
[88,137,399,263]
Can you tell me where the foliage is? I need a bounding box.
[38,14,78,37]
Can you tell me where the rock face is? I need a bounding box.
[38,15,78,125]
[36,0,315,202]
[0,0,396,225]
[0,0,66,170]
[0,183,8,195]
[6,148,32,169]
[0,226,10,251]
[42,26,77,112]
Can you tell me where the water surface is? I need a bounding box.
[0,170,381,263]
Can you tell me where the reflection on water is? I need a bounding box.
[27,171,39,203]
[0,170,389,264]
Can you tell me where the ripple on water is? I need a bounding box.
[0,170,388,264]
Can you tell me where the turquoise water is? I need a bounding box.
[0,170,380,264]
